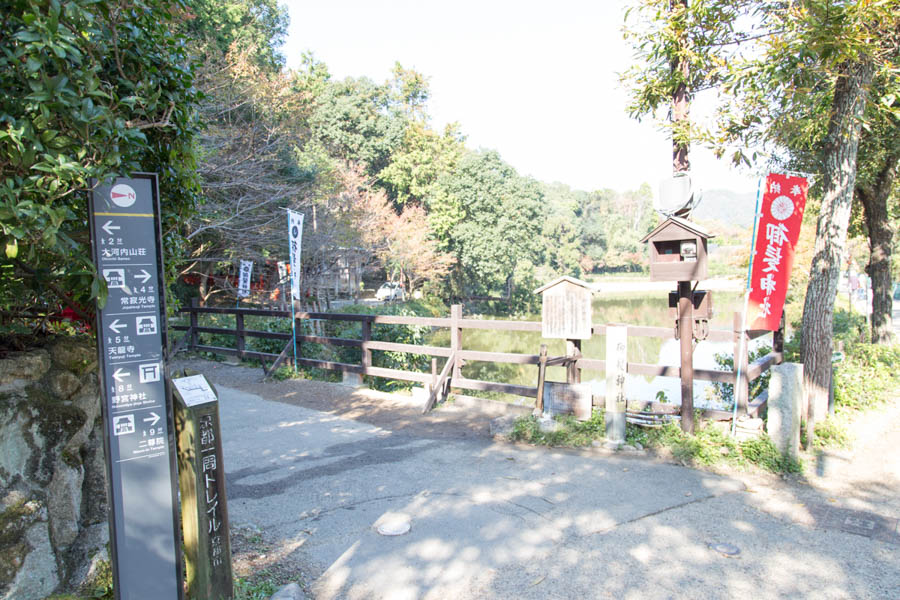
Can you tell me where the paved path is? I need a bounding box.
[201,371,900,599]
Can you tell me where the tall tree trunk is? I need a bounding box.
[858,150,899,344]
[198,262,214,307]
[671,0,690,175]
[801,59,874,443]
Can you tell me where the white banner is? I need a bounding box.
[287,210,304,300]
[276,261,287,282]
[237,260,253,298]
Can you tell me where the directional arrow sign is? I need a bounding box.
[109,319,125,334]
[113,368,130,383]
[135,269,152,284]
[143,412,161,427]
[102,220,121,236]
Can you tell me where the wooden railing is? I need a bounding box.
[171,300,783,419]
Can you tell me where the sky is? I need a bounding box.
[280,0,758,196]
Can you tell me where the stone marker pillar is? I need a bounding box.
[605,325,627,443]
[767,363,803,460]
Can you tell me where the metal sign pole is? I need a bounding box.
[89,174,183,599]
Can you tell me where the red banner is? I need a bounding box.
[747,173,808,330]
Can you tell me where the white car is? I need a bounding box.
[376,282,406,301]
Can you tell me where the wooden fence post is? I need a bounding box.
[678,281,694,433]
[361,320,372,372]
[450,304,462,381]
[190,297,199,350]
[566,339,582,384]
[431,358,437,396]
[535,344,548,413]
[733,311,750,414]
[235,312,245,361]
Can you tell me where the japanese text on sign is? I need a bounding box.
[238,260,253,298]
[199,414,224,567]
[747,173,808,330]
[287,210,304,301]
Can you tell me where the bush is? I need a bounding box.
[1,0,201,319]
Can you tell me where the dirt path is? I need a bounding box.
[171,358,494,441]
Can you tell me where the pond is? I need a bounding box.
[432,291,771,409]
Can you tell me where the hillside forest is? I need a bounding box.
[1,0,896,331]
[1,0,680,325]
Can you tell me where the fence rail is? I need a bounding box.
[172,299,783,419]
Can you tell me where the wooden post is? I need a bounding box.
[774,311,785,357]
[431,358,437,396]
[361,320,372,373]
[173,375,233,600]
[235,312,245,361]
[535,344,548,414]
[450,304,462,381]
[190,297,199,350]
[678,281,694,433]
[566,339,582,384]
[733,311,750,415]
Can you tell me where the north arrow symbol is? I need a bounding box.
[135,269,152,284]
[108,319,125,334]
[113,368,129,382]
[101,220,120,236]
[143,412,160,427]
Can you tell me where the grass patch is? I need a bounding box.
[509,411,606,446]
[234,574,280,600]
[507,413,803,474]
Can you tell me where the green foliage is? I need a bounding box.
[712,345,772,407]
[812,415,852,450]
[508,410,606,447]
[1,0,201,318]
[336,300,445,392]
[185,0,289,70]
[234,576,279,600]
[577,185,655,273]
[309,76,408,177]
[509,414,802,474]
[832,341,900,412]
[427,150,546,303]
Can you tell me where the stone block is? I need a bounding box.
[0,350,50,391]
[341,372,364,387]
[767,362,803,460]
[271,582,308,600]
[489,415,518,437]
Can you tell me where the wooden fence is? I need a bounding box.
[171,299,783,421]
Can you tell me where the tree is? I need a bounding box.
[378,121,466,206]
[855,90,899,344]
[182,47,316,304]
[427,150,545,299]
[623,0,900,440]
[309,76,407,178]
[182,0,289,70]
[717,2,900,430]
[1,0,201,324]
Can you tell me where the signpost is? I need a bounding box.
[237,260,253,298]
[287,210,304,372]
[89,174,183,600]
[173,374,233,600]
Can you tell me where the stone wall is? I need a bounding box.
[0,339,109,600]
